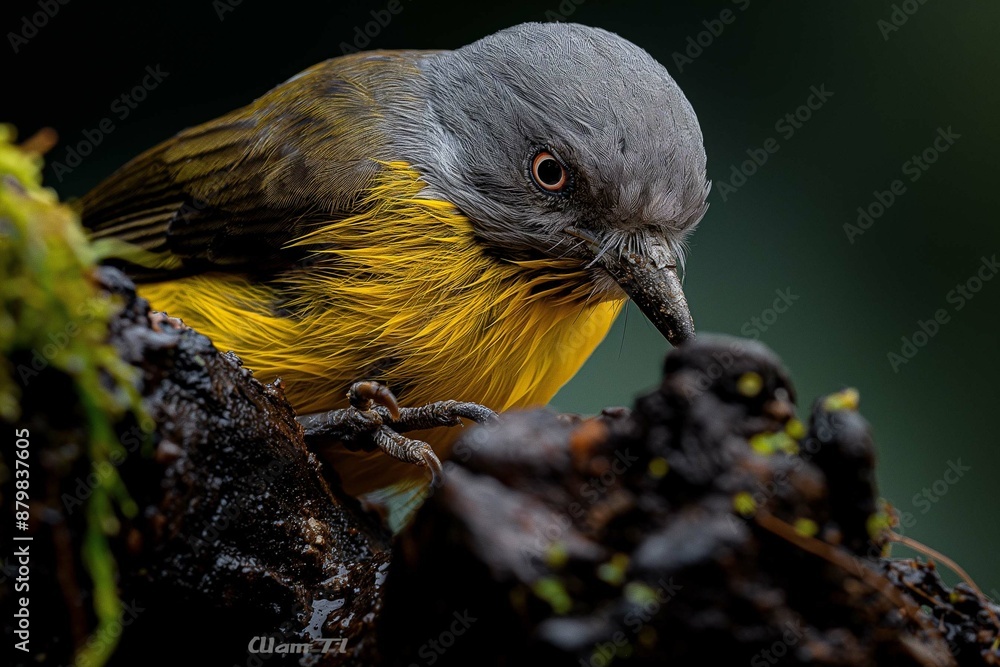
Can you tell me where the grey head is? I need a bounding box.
[408,22,709,346]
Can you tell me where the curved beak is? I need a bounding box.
[568,228,696,347]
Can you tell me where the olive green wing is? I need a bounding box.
[81,53,400,280]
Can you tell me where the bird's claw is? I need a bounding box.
[372,426,445,486]
[348,380,400,420]
[297,382,495,484]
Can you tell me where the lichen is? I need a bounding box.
[0,126,147,667]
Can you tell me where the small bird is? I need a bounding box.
[81,22,709,520]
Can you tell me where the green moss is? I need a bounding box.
[733,492,757,517]
[597,552,630,586]
[749,430,800,456]
[736,371,763,398]
[532,576,573,615]
[545,541,569,570]
[647,456,669,479]
[623,581,658,606]
[823,387,860,412]
[866,509,893,541]
[0,127,148,667]
[793,517,819,538]
[785,417,806,440]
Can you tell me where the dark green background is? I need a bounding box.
[7,0,998,593]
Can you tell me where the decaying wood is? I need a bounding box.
[4,269,998,667]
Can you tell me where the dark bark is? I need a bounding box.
[4,270,998,667]
[4,268,391,666]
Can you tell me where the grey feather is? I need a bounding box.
[386,22,710,288]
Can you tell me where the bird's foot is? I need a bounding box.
[296,381,498,484]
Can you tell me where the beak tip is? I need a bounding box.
[664,313,696,348]
[593,238,696,348]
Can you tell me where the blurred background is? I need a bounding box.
[6,0,998,592]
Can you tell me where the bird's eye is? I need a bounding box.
[531,151,569,193]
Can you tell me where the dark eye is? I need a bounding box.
[531,151,569,193]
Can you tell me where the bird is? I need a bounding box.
[80,22,710,524]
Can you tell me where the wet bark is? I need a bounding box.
[4,269,998,667]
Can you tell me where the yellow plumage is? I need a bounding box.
[136,162,623,499]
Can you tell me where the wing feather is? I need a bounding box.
[82,53,407,280]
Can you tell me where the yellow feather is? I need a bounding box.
[137,163,623,502]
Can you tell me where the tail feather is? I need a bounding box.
[318,445,433,533]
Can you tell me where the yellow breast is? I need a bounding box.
[137,163,623,495]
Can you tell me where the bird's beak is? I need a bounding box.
[567,228,696,347]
